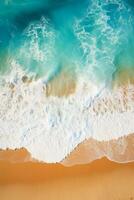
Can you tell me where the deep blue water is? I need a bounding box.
[0,0,134,84]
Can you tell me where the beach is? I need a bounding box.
[0,149,134,200]
[0,1,134,198]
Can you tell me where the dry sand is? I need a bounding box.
[0,149,134,200]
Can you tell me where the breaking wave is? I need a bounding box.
[0,0,134,163]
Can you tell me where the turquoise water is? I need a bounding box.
[0,0,134,84]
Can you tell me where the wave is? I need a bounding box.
[0,0,134,163]
[0,60,134,163]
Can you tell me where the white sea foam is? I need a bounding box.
[73,0,133,83]
[0,60,134,163]
[16,16,59,81]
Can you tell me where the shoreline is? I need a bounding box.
[0,133,134,166]
[62,133,134,166]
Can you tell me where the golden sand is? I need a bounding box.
[0,147,134,200]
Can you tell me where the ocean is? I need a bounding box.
[0,0,134,163]
[0,0,134,81]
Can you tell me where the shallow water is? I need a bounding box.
[0,0,134,83]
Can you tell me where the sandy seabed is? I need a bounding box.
[0,149,134,200]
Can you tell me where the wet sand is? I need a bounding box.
[0,149,134,200]
[62,134,134,166]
